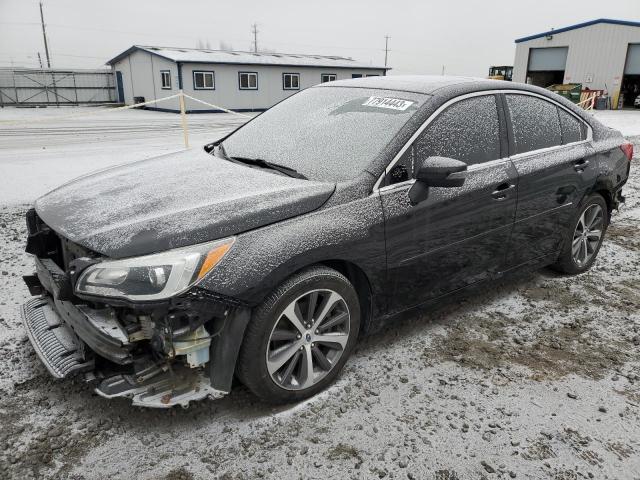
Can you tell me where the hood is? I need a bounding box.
[35,149,335,258]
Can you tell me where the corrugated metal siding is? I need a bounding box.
[513,22,640,105]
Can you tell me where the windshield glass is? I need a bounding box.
[221,87,427,182]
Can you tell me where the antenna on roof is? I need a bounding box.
[251,23,259,53]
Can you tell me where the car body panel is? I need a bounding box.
[34,149,335,258]
[381,159,518,313]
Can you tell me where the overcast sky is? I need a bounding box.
[1,0,638,76]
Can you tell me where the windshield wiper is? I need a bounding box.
[228,156,307,180]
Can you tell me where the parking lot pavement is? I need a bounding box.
[0,107,639,479]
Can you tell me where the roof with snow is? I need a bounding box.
[515,18,640,43]
[106,45,388,70]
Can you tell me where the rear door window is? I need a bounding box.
[557,107,585,144]
[506,94,562,154]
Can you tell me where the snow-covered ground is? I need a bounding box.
[0,106,639,479]
[0,106,250,205]
[592,109,640,137]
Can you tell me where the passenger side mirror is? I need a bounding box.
[408,156,467,205]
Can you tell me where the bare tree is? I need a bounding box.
[219,41,234,51]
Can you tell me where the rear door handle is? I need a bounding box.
[492,182,515,200]
[574,159,590,172]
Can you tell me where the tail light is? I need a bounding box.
[620,143,633,162]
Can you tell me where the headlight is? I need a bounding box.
[75,237,235,301]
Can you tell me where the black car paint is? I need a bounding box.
[26,76,630,395]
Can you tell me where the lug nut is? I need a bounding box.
[297,334,301,339]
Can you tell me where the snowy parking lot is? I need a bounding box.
[0,106,639,479]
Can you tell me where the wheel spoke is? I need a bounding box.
[282,302,306,334]
[313,292,341,329]
[318,311,348,332]
[581,237,589,263]
[586,229,602,240]
[314,333,349,349]
[270,329,299,342]
[311,345,332,371]
[572,236,582,256]
[577,211,586,231]
[267,341,303,375]
[586,206,601,229]
[306,291,318,323]
[300,345,315,388]
[280,350,302,384]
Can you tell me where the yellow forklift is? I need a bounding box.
[488,66,513,81]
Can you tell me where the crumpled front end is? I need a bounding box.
[21,209,250,408]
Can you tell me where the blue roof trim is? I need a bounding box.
[515,18,640,43]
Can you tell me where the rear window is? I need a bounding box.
[506,94,562,154]
[222,87,427,182]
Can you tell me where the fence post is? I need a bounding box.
[178,89,189,148]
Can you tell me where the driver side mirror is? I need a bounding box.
[408,156,467,205]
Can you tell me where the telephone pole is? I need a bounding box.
[251,23,259,53]
[39,1,51,68]
[384,35,390,68]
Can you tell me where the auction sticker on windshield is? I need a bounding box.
[362,96,414,111]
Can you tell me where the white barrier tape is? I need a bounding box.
[0,93,183,125]
[181,93,252,118]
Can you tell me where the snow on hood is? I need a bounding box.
[34,148,335,258]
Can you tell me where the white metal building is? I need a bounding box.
[513,19,640,108]
[106,46,388,113]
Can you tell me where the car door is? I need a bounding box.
[379,93,518,314]
[502,92,595,268]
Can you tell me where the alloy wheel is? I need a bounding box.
[266,289,351,391]
[572,204,604,267]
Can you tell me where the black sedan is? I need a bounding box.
[21,76,632,407]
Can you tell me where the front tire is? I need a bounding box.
[237,266,360,404]
[552,193,608,274]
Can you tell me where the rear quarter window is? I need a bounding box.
[557,107,586,144]
[506,94,562,154]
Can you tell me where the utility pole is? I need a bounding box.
[441,65,445,76]
[384,35,390,68]
[39,1,51,68]
[251,23,259,53]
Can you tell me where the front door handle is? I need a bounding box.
[492,182,515,200]
[574,159,590,172]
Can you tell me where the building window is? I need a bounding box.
[352,74,363,79]
[193,71,215,90]
[366,74,380,77]
[239,72,258,90]
[321,74,336,83]
[283,73,300,90]
[160,70,171,89]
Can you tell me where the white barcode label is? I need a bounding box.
[362,96,414,111]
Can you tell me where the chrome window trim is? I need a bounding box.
[372,89,593,193]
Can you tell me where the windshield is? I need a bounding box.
[221,86,427,182]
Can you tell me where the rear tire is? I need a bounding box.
[237,266,360,404]
[552,193,608,274]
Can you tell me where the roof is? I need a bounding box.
[318,75,480,94]
[515,18,640,43]
[106,45,388,70]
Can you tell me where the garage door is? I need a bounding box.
[624,44,640,75]
[528,47,569,72]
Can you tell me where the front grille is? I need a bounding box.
[21,298,94,378]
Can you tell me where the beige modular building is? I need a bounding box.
[513,19,640,109]
[106,45,388,113]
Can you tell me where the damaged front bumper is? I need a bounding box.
[22,254,251,408]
